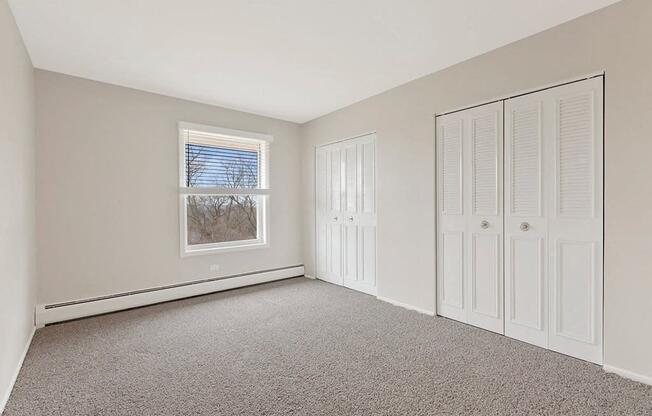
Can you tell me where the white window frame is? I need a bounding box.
[178,122,272,256]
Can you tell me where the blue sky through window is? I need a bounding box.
[186,143,258,188]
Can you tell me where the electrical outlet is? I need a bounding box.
[209,264,220,272]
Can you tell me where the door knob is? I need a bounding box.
[520,222,530,232]
[333,216,338,221]
[480,220,489,229]
[348,216,354,221]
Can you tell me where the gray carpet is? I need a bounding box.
[5,278,652,415]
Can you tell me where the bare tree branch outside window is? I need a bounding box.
[185,143,259,245]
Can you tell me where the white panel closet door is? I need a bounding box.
[342,134,377,295]
[316,145,344,286]
[437,102,504,334]
[505,77,603,364]
[316,134,377,296]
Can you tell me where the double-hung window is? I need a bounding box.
[179,122,271,255]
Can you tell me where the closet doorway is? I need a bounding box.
[315,133,377,296]
[436,76,604,364]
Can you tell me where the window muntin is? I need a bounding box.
[179,123,271,255]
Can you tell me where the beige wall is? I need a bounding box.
[35,70,303,305]
[0,0,36,407]
[301,0,652,379]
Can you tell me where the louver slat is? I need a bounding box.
[511,103,541,216]
[473,114,497,215]
[558,93,594,217]
[441,122,462,215]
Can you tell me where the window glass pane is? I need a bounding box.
[186,143,258,188]
[186,195,258,245]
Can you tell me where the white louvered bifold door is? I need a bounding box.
[547,79,603,364]
[466,103,504,333]
[316,134,377,296]
[504,93,548,348]
[505,77,603,364]
[437,111,467,322]
[437,102,504,333]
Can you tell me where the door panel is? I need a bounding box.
[469,231,502,332]
[506,236,546,346]
[342,143,358,283]
[326,222,343,284]
[344,144,357,212]
[343,134,377,296]
[471,234,499,317]
[557,92,595,218]
[437,101,503,332]
[441,232,465,319]
[361,141,375,214]
[316,222,327,278]
[319,145,344,285]
[554,241,595,343]
[467,104,503,333]
[441,120,463,216]
[548,78,603,364]
[437,112,467,322]
[329,148,342,212]
[472,113,499,216]
[360,226,376,286]
[505,94,547,346]
[343,224,358,281]
[315,149,328,278]
[509,102,543,217]
[509,238,543,329]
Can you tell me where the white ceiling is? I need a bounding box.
[9,0,619,123]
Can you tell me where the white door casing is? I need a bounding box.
[316,133,377,296]
[437,101,504,334]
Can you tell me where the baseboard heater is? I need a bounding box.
[35,265,304,327]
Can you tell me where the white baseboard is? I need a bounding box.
[376,295,435,316]
[0,326,35,414]
[304,274,316,280]
[36,265,304,326]
[604,364,652,386]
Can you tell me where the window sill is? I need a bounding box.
[181,241,269,257]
